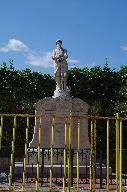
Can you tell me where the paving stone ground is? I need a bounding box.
[0,177,127,191]
[0,180,123,191]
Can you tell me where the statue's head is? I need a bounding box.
[56,39,62,46]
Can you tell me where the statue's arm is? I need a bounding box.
[52,49,61,60]
[63,49,68,60]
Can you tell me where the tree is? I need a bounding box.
[0,62,55,114]
[68,63,121,116]
[114,65,127,116]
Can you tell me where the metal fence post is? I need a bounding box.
[36,116,42,191]
[50,116,55,192]
[99,148,103,189]
[119,120,122,192]
[22,116,29,191]
[71,148,74,187]
[41,148,44,186]
[9,116,16,190]
[116,113,120,191]
[63,118,67,191]
[0,116,3,150]
[106,119,109,191]
[68,111,72,192]
[90,120,95,192]
[77,117,80,192]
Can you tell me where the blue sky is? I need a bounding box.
[0,0,127,74]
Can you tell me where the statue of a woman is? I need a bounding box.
[52,39,68,91]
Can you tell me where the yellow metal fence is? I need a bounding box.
[0,113,127,192]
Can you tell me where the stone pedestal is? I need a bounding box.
[53,86,70,98]
[29,96,90,149]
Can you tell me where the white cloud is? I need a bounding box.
[26,53,80,69]
[68,58,80,64]
[0,38,53,68]
[0,39,29,52]
[0,38,80,69]
[26,52,53,68]
[120,45,127,51]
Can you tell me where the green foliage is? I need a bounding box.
[68,63,121,116]
[0,62,55,114]
[114,65,127,116]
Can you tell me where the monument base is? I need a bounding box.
[29,96,90,149]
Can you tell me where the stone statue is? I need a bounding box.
[52,39,69,97]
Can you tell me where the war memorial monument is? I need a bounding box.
[29,39,90,149]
